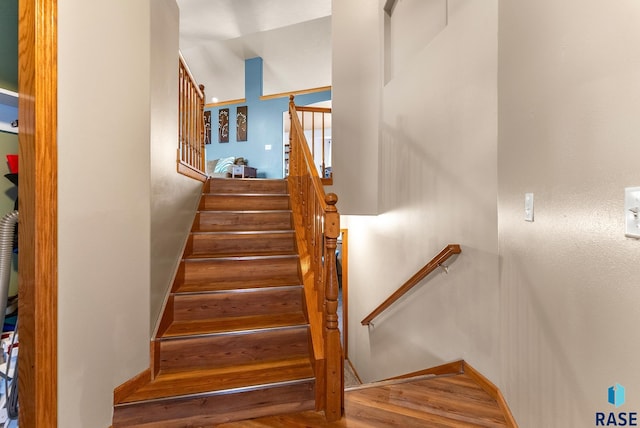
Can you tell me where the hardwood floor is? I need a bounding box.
[217,373,510,427]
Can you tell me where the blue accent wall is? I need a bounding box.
[205,57,331,178]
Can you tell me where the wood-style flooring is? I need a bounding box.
[217,372,510,427]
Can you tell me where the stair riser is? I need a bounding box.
[199,195,290,211]
[172,287,303,322]
[159,327,310,372]
[189,232,296,256]
[194,211,293,232]
[207,179,288,194]
[181,257,300,287]
[113,381,315,427]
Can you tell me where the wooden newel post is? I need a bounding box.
[324,193,343,421]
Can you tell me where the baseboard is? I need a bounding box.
[463,361,518,428]
[386,359,464,381]
[345,358,363,384]
[113,368,151,405]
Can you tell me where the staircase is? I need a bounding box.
[113,178,317,427]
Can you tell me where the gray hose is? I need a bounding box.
[0,211,18,332]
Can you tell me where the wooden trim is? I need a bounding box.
[154,295,174,339]
[463,362,519,428]
[295,106,332,114]
[204,98,247,108]
[178,52,203,99]
[340,229,348,358]
[178,159,207,182]
[18,0,58,426]
[260,86,331,102]
[203,85,332,108]
[321,177,333,186]
[386,360,464,381]
[361,244,462,325]
[345,358,362,384]
[113,368,151,405]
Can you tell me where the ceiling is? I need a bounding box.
[176,0,332,104]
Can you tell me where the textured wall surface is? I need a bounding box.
[338,0,500,384]
[498,1,640,426]
[150,0,203,332]
[58,1,151,426]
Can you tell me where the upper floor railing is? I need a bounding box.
[288,95,343,422]
[286,105,333,185]
[178,52,206,181]
[361,244,462,326]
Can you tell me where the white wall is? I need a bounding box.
[58,1,203,425]
[337,0,499,383]
[499,1,640,426]
[58,1,151,426]
[330,0,381,215]
[150,0,203,331]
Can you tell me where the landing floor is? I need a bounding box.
[217,373,509,427]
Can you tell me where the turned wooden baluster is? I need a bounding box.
[198,84,205,172]
[324,193,343,421]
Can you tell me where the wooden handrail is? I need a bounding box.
[288,96,343,422]
[177,52,206,181]
[361,244,462,326]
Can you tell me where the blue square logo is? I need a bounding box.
[609,383,626,408]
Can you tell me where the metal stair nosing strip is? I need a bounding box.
[114,377,316,408]
[156,323,310,342]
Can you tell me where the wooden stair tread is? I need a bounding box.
[175,278,303,293]
[196,209,292,213]
[203,192,289,197]
[119,357,314,404]
[190,230,294,236]
[185,250,297,259]
[193,210,293,232]
[183,254,298,262]
[161,313,308,337]
[198,194,291,211]
[207,178,288,195]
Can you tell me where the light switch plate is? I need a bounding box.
[625,187,640,238]
[524,193,534,222]
[265,144,272,151]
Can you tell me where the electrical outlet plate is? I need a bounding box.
[625,187,640,238]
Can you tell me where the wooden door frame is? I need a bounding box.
[340,228,348,359]
[18,0,58,426]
